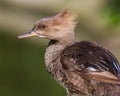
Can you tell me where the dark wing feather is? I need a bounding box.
[61,41,120,80]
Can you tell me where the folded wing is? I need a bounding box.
[61,41,120,84]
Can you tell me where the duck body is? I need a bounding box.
[18,9,120,96]
[45,40,120,96]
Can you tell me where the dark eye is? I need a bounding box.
[39,24,47,29]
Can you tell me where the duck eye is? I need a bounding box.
[39,24,47,29]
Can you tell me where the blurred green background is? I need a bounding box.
[0,0,120,96]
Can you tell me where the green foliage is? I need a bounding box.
[0,31,66,96]
[104,0,120,26]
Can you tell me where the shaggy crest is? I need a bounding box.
[53,9,77,28]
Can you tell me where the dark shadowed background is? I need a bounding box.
[0,0,120,96]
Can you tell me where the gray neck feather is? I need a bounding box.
[45,40,75,81]
[45,40,67,81]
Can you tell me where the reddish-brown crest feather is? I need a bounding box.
[53,9,77,27]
